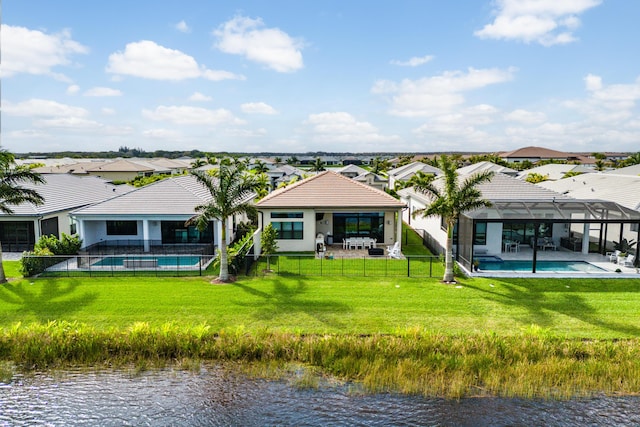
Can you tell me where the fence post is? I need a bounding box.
[429,256,433,277]
[407,256,410,277]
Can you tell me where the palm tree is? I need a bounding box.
[252,160,269,174]
[187,165,258,282]
[0,150,45,283]
[310,157,326,172]
[412,155,494,283]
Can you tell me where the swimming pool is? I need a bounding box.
[93,255,203,268]
[478,259,606,273]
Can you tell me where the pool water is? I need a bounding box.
[93,255,202,267]
[479,260,606,272]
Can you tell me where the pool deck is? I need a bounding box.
[471,247,639,278]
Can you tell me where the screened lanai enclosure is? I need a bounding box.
[456,199,640,273]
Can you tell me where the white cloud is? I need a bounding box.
[504,109,547,124]
[83,87,123,97]
[106,40,244,81]
[241,102,278,115]
[0,25,88,79]
[67,85,80,95]
[474,0,602,46]
[189,92,213,102]
[143,128,182,139]
[101,108,116,115]
[224,128,268,137]
[175,20,191,33]
[142,105,246,126]
[214,15,304,73]
[390,55,434,67]
[3,99,89,117]
[372,67,515,117]
[304,112,400,144]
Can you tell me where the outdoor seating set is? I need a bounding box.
[532,237,557,251]
[343,237,376,250]
[608,250,636,267]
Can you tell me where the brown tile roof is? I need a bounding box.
[256,171,405,209]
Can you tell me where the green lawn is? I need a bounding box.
[2,257,640,339]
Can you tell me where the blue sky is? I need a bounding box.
[2,0,640,154]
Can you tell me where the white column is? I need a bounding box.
[582,222,590,254]
[143,219,150,252]
[77,220,86,248]
[396,211,402,249]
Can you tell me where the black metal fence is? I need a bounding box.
[21,254,215,277]
[245,254,443,278]
[81,240,215,256]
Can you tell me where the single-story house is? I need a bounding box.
[70,175,253,253]
[499,146,592,165]
[457,161,518,177]
[387,161,442,190]
[399,172,640,272]
[516,164,592,181]
[0,174,132,252]
[254,171,406,253]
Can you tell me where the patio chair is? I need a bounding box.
[386,242,401,259]
[620,255,635,267]
[608,250,621,263]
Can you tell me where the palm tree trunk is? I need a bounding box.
[0,242,7,284]
[443,222,455,283]
[218,220,229,282]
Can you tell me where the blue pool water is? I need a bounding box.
[479,260,606,272]
[93,255,202,267]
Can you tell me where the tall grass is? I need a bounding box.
[3,321,640,399]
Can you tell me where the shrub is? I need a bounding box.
[20,233,82,277]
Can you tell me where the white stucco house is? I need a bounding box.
[398,172,640,272]
[255,171,406,254]
[70,175,253,254]
[0,174,131,252]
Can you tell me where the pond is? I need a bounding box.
[1,364,639,426]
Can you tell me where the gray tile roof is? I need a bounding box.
[399,173,569,202]
[1,174,132,217]
[539,173,640,211]
[72,175,216,216]
[256,171,405,209]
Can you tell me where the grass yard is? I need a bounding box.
[1,260,640,339]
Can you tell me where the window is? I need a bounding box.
[473,222,487,245]
[272,221,303,239]
[271,212,303,218]
[632,223,639,233]
[106,220,138,235]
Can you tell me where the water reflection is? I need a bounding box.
[1,365,638,426]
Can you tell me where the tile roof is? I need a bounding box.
[72,175,217,216]
[256,171,405,209]
[1,174,132,217]
[86,159,154,172]
[398,173,569,203]
[516,164,592,180]
[457,161,517,176]
[539,173,640,211]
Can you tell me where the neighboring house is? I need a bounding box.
[605,164,640,176]
[499,146,592,165]
[130,158,191,175]
[33,160,110,175]
[335,164,368,178]
[398,173,640,271]
[70,175,253,253]
[516,164,592,181]
[539,173,640,245]
[255,171,405,253]
[457,161,518,177]
[387,161,443,190]
[266,165,307,189]
[84,159,155,182]
[352,171,388,192]
[0,174,131,252]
